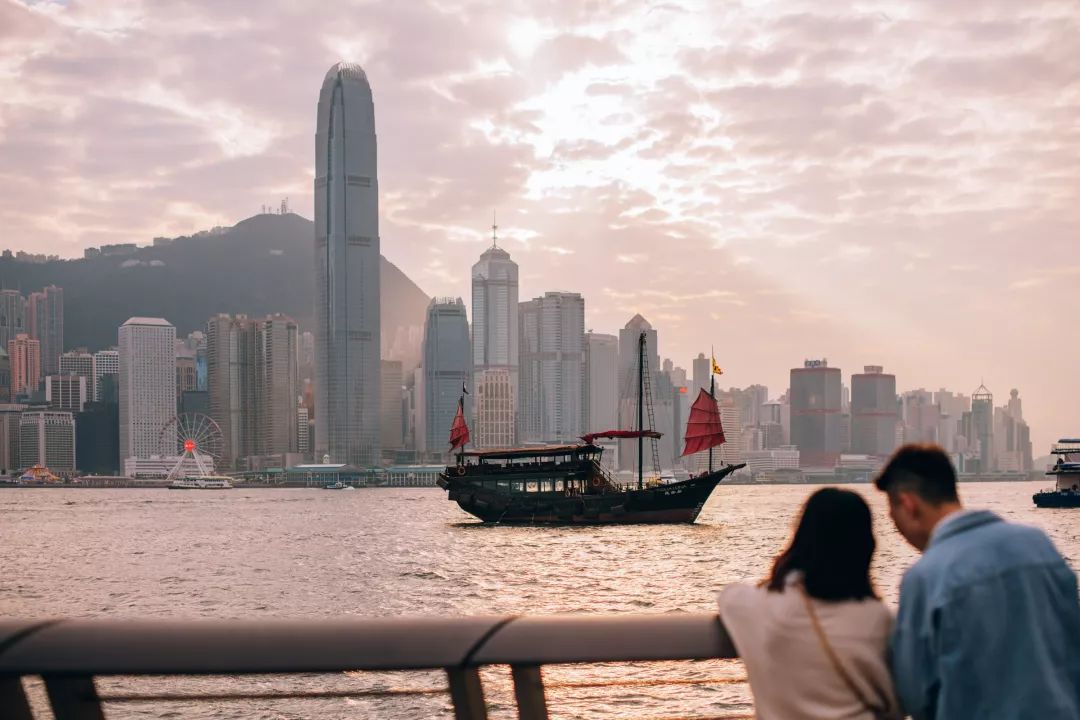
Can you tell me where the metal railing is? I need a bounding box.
[0,613,742,719]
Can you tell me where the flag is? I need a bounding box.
[711,357,724,376]
[448,396,470,451]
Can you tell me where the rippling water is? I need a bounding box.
[2,482,1076,718]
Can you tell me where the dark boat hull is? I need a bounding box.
[440,465,741,525]
[1033,490,1080,508]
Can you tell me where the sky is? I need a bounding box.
[1,0,1077,452]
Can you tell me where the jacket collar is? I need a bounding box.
[928,509,1002,548]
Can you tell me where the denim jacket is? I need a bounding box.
[891,510,1080,719]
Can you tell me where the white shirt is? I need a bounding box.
[718,580,900,720]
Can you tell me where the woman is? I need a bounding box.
[718,488,900,720]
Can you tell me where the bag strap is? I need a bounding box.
[797,583,886,717]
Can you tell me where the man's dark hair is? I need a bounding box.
[874,444,959,504]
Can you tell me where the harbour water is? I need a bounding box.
[3,482,1075,718]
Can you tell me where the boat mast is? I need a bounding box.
[709,370,714,473]
[638,331,645,491]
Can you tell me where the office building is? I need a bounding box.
[59,350,96,399]
[119,317,176,462]
[93,349,119,402]
[8,334,40,397]
[45,375,88,413]
[850,366,898,457]
[19,410,75,472]
[585,331,618,433]
[76,401,120,475]
[423,298,471,457]
[0,403,24,473]
[471,240,519,447]
[692,353,711,395]
[315,61,381,466]
[519,292,585,443]
[0,348,9,403]
[381,360,404,453]
[790,359,843,468]
[28,285,63,375]
[971,384,994,472]
[0,290,27,352]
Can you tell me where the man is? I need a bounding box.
[876,444,1080,719]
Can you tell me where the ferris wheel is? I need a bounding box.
[158,413,225,482]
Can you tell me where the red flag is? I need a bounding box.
[681,388,725,456]
[448,397,470,451]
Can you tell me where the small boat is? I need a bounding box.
[169,476,234,490]
[438,331,743,524]
[1034,439,1080,508]
[323,481,353,490]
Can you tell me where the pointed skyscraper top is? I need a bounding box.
[625,313,652,331]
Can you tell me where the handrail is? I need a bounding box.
[0,613,740,720]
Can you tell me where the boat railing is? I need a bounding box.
[0,613,745,719]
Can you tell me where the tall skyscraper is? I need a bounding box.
[119,317,176,462]
[617,315,659,470]
[851,365,898,457]
[45,375,88,413]
[585,332,618,433]
[519,292,586,443]
[206,314,247,465]
[252,314,299,460]
[315,61,381,467]
[971,384,994,472]
[423,298,471,457]
[8,334,40,397]
[692,353,711,395]
[59,350,96,399]
[93,349,119,402]
[381,359,404,453]
[0,348,9,403]
[0,290,27,352]
[28,285,63,375]
[471,240,519,447]
[790,359,843,468]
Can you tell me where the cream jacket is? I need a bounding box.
[718,581,901,720]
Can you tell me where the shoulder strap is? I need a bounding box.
[798,583,886,717]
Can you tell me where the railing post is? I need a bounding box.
[43,675,106,720]
[446,667,488,720]
[0,676,34,720]
[511,665,549,720]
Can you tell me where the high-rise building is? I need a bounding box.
[380,360,404,453]
[0,290,27,352]
[93,349,119,402]
[0,348,9,403]
[206,313,299,467]
[45,375,88,413]
[59,350,96,399]
[971,384,994,472]
[0,403,25,473]
[315,61,381,467]
[790,359,843,468]
[471,241,519,448]
[297,401,311,458]
[850,365,898,457]
[692,353,711,395]
[518,292,585,443]
[617,315,659,471]
[28,286,63,375]
[995,389,1031,473]
[8,334,40,397]
[585,332,618,433]
[76,401,119,475]
[423,298,471,458]
[19,410,75,472]
[119,317,176,462]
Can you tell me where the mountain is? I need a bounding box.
[0,213,430,370]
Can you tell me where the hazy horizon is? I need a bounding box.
[1,0,1076,452]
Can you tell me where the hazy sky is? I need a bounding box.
[1,0,1077,452]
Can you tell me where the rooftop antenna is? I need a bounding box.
[491,210,498,248]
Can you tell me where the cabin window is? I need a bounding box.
[555,480,564,492]
[497,480,509,492]
[511,481,523,493]
[526,481,538,493]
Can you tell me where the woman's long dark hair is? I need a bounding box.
[765,487,877,601]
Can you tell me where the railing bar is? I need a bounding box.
[546,676,747,689]
[100,687,447,701]
[510,665,548,720]
[0,676,35,720]
[460,616,518,666]
[0,619,65,658]
[446,667,488,720]
[44,674,106,720]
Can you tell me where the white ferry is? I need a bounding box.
[169,476,234,490]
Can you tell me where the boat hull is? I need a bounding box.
[1033,491,1080,508]
[441,465,740,525]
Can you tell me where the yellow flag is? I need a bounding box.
[711,357,723,376]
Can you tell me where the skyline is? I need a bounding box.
[0,0,1076,451]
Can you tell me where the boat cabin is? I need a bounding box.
[449,443,609,495]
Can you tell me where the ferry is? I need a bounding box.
[438,331,744,524]
[323,481,354,490]
[169,476,234,490]
[1033,439,1080,508]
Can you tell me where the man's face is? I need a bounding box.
[888,490,933,552]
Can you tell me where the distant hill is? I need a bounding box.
[0,213,430,370]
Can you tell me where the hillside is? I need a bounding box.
[0,213,430,370]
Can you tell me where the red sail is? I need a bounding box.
[681,388,725,456]
[448,398,470,451]
[580,430,663,444]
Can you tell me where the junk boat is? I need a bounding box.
[438,331,744,524]
[1033,439,1080,508]
[169,476,234,490]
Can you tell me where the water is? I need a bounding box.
[2,482,1075,718]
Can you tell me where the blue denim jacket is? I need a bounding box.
[892,510,1080,719]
